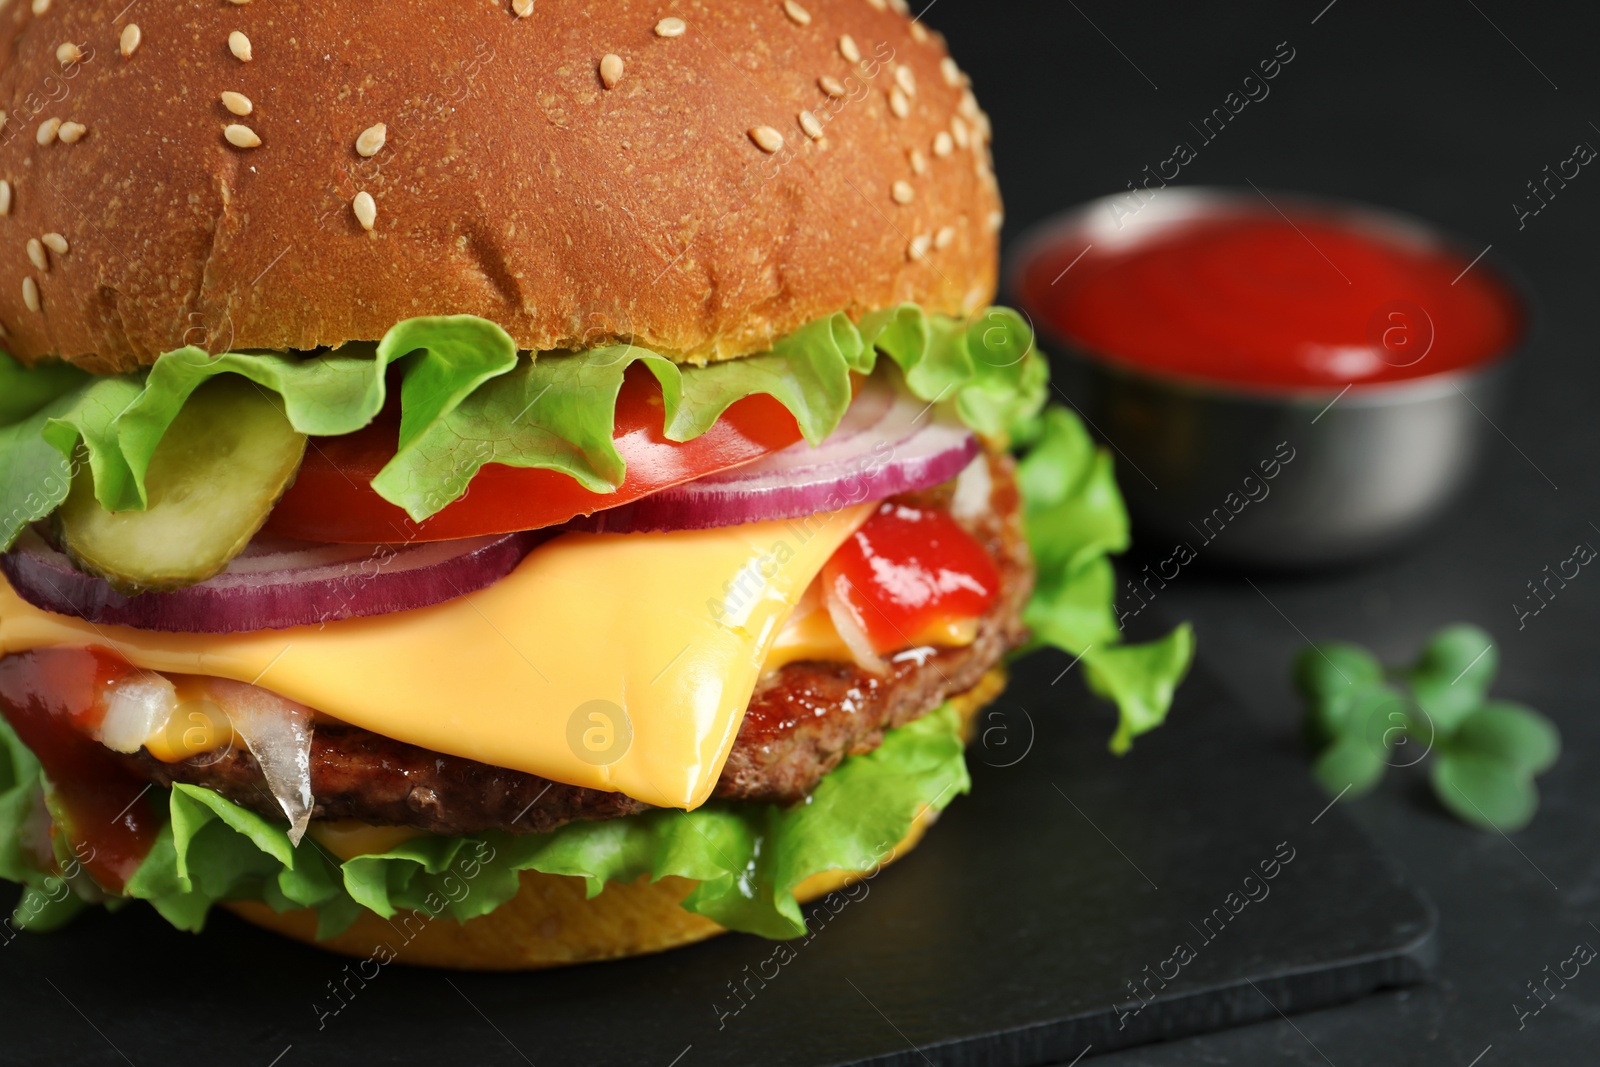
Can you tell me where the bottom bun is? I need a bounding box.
[227,668,1004,970]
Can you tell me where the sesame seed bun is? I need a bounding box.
[225,667,1002,970]
[0,0,1000,374]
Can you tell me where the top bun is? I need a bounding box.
[0,0,1000,374]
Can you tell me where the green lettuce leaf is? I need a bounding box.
[369,344,681,518]
[860,304,1047,441]
[668,314,871,443]
[0,716,46,888]
[1,697,969,940]
[1016,406,1194,752]
[0,716,104,932]
[1083,631,1196,754]
[0,306,1050,539]
[0,344,402,550]
[0,353,90,424]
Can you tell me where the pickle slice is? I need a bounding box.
[56,376,308,593]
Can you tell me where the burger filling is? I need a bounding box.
[68,452,1025,838]
[0,308,1192,940]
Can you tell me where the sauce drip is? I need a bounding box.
[1022,212,1523,389]
[822,502,999,655]
[0,647,160,892]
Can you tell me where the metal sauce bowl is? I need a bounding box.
[1007,187,1527,569]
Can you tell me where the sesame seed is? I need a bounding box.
[599,53,624,88]
[22,277,39,313]
[512,0,535,16]
[888,0,909,13]
[891,179,914,204]
[910,21,928,43]
[888,86,910,118]
[839,34,860,62]
[908,148,927,174]
[30,0,49,15]
[748,125,784,152]
[865,0,886,9]
[959,88,980,119]
[35,118,60,146]
[225,0,251,5]
[353,191,377,231]
[228,30,252,62]
[973,109,992,140]
[355,123,387,157]
[783,0,812,26]
[55,42,82,65]
[26,239,47,272]
[798,110,824,139]
[56,121,85,144]
[933,130,953,156]
[41,232,67,255]
[950,115,969,148]
[934,225,955,249]
[987,209,1004,232]
[120,23,142,57]
[655,16,686,37]
[0,182,11,217]
[907,234,931,261]
[940,56,960,86]
[819,74,846,98]
[221,91,252,116]
[224,123,261,149]
[895,65,916,96]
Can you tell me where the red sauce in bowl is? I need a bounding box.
[1019,209,1523,389]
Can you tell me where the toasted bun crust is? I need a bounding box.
[0,0,999,373]
[225,667,1002,969]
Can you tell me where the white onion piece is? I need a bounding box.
[567,371,979,534]
[97,673,178,754]
[949,454,994,523]
[206,679,316,845]
[822,580,889,675]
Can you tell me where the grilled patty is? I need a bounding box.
[117,450,1033,835]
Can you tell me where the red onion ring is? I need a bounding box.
[1,528,540,633]
[568,372,979,534]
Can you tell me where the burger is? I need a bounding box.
[0,0,1191,968]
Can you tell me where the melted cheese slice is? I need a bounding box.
[0,506,870,810]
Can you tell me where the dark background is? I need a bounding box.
[927,0,1599,1062]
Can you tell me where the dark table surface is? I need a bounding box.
[930,0,1600,1062]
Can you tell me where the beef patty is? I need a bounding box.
[116,450,1033,836]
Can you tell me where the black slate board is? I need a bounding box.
[0,648,1434,1067]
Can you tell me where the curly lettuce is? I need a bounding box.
[1,696,969,941]
[1018,407,1194,753]
[0,306,1045,540]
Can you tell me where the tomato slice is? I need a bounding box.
[265,363,805,543]
[821,501,1001,654]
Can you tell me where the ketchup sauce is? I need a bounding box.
[0,648,160,891]
[1020,211,1523,389]
[822,502,1000,654]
